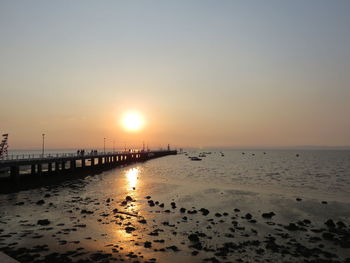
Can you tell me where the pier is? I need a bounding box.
[0,150,177,192]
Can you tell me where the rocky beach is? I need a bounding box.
[0,150,349,263]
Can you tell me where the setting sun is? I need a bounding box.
[122,112,144,132]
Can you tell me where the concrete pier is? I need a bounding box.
[0,150,177,188]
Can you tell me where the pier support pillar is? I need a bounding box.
[61,161,66,170]
[82,158,86,168]
[70,160,76,170]
[48,163,52,173]
[31,164,36,175]
[37,164,42,174]
[55,162,60,171]
[10,166,20,184]
[98,157,102,165]
[91,158,94,167]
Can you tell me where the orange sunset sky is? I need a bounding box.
[0,1,349,149]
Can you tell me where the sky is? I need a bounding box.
[0,0,350,149]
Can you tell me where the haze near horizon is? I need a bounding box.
[1,1,350,149]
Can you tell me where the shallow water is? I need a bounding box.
[0,150,349,262]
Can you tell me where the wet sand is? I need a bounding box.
[0,152,349,262]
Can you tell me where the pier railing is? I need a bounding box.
[0,151,131,161]
[0,150,159,162]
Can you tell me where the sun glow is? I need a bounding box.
[122,112,144,131]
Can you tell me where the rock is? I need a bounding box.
[100,213,109,217]
[325,219,336,228]
[144,241,152,248]
[200,208,210,216]
[37,219,50,226]
[234,208,240,212]
[44,194,51,198]
[106,198,111,203]
[166,245,179,251]
[81,209,94,214]
[125,227,135,233]
[303,219,311,224]
[90,252,112,261]
[15,202,24,206]
[296,197,302,201]
[336,221,346,228]
[138,219,147,224]
[188,234,200,242]
[245,213,252,220]
[159,203,164,208]
[192,242,203,250]
[74,224,86,228]
[148,200,155,207]
[145,196,151,199]
[215,213,222,217]
[36,200,45,205]
[125,196,133,202]
[180,208,186,213]
[285,223,300,231]
[171,202,176,209]
[262,212,275,219]
[321,201,328,204]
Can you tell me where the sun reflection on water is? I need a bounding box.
[125,167,139,190]
[109,167,143,250]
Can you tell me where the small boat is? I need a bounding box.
[190,157,202,161]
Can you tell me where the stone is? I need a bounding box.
[188,234,200,242]
[37,219,50,226]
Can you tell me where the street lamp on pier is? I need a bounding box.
[42,134,45,157]
[104,138,106,154]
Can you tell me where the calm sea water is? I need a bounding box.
[144,149,350,202]
[4,149,350,202]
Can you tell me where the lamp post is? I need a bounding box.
[42,133,45,157]
[104,138,106,154]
